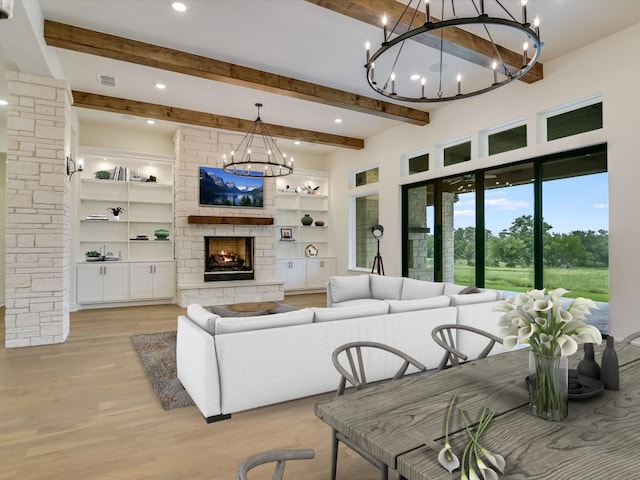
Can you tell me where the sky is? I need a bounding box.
[454,173,609,235]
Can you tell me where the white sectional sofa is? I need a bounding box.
[176,275,503,422]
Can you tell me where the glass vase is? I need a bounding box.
[528,350,568,421]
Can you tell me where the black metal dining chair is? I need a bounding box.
[330,341,426,480]
[236,449,315,480]
[431,324,503,370]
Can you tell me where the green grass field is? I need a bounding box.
[453,265,609,302]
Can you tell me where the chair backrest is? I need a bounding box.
[236,449,315,480]
[622,331,640,345]
[431,324,504,370]
[331,341,427,396]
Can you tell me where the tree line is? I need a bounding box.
[453,215,608,268]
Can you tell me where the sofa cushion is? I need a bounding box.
[331,299,389,308]
[386,295,451,313]
[187,304,220,335]
[450,290,501,305]
[329,275,372,304]
[370,274,404,300]
[312,302,389,323]
[401,278,445,300]
[215,308,314,335]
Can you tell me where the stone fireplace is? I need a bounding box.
[204,236,254,281]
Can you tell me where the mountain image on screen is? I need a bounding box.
[199,166,264,208]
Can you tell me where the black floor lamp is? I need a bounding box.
[371,225,385,275]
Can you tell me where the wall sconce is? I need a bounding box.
[66,155,84,180]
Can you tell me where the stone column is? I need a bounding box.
[4,72,72,348]
[441,192,456,283]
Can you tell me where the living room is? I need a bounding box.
[2,1,640,478]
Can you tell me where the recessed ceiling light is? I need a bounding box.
[294,141,301,145]
[410,74,421,80]
[334,118,343,124]
[155,83,166,90]
[0,99,8,106]
[147,120,156,125]
[172,2,187,12]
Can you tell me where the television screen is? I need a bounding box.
[199,166,264,208]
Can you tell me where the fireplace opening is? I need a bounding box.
[204,236,254,282]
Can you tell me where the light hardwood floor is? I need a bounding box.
[0,295,387,480]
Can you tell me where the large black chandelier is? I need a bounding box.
[364,0,542,103]
[223,103,294,178]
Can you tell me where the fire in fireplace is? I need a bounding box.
[204,236,254,281]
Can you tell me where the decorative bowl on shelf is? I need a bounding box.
[314,220,325,226]
[154,229,170,239]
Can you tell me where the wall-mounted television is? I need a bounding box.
[199,166,264,208]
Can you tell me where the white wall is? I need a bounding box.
[326,23,640,340]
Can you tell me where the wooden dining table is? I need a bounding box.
[315,342,640,479]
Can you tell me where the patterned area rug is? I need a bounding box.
[131,331,195,411]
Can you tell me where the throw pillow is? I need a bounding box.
[459,285,482,294]
[329,275,372,304]
[312,302,389,322]
[400,278,445,300]
[187,303,220,335]
[387,295,451,313]
[449,291,501,305]
[370,274,404,300]
[214,308,314,335]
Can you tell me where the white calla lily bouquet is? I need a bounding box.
[493,288,602,356]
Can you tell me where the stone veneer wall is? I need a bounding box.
[173,126,284,307]
[4,72,72,347]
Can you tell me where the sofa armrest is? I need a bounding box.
[176,315,223,420]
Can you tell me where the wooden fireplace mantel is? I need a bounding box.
[187,215,274,225]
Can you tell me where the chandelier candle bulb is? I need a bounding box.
[425,0,430,22]
[421,77,426,98]
[382,15,388,42]
[390,72,396,95]
[456,74,462,95]
[365,41,370,63]
[492,61,498,84]
[534,15,540,38]
[523,42,529,66]
[522,0,528,24]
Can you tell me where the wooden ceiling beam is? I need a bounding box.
[71,91,365,150]
[45,20,429,126]
[306,0,543,84]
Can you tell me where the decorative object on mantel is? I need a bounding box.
[301,214,313,226]
[577,343,601,379]
[493,288,601,421]
[363,0,542,103]
[222,103,293,178]
[600,336,620,390]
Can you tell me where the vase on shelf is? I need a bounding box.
[528,350,568,421]
[577,343,600,379]
[600,336,620,390]
[301,214,313,226]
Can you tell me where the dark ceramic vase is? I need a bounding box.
[301,214,313,226]
[577,343,601,379]
[600,336,620,390]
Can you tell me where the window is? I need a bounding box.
[408,152,429,174]
[352,193,379,270]
[443,140,471,167]
[355,167,379,187]
[488,125,527,155]
[547,102,603,141]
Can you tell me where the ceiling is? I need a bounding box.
[2,0,640,156]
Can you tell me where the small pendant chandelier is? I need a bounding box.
[364,0,542,103]
[223,103,294,178]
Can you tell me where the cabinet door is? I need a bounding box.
[102,263,129,302]
[306,258,337,290]
[76,264,104,303]
[277,259,307,290]
[152,262,176,299]
[129,263,155,300]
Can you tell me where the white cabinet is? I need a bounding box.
[129,262,176,300]
[77,263,129,304]
[306,258,337,290]
[276,259,307,290]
